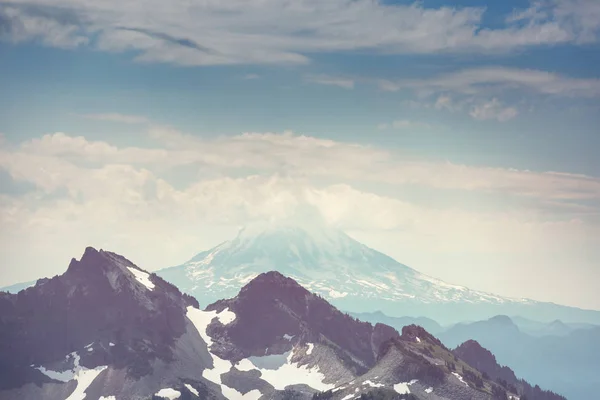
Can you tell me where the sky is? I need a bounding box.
[0,0,600,310]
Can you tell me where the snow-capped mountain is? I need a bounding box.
[157,220,600,325]
[159,221,520,305]
[0,247,562,400]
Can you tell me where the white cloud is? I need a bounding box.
[1,127,599,308]
[1,0,599,65]
[469,98,519,122]
[378,67,600,98]
[6,129,600,203]
[0,6,88,48]
[306,75,355,89]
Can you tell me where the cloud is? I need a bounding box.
[82,113,149,124]
[469,98,519,122]
[5,128,600,205]
[1,127,599,308]
[305,75,355,89]
[1,0,599,65]
[378,67,600,98]
[0,6,88,48]
[434,95,463,112]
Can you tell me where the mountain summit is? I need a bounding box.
[0,247,564,400]
[158,221,539,324]
[158,221,600,324]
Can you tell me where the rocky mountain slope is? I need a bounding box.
[157,221,600,325]
[0,247,563,400]
[194,270,528,400]
[453,340,565,400]
[0,247,221,400]
[349,312,444,336]
[440,316,599,400]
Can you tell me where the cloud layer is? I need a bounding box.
[1,126,599,307]
[1,0,600,65]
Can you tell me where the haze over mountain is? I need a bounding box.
[158,220,600,325]
[439,316,600,400]
[0,247,563,400]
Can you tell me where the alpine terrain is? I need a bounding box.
[0,247,563,400]
[157,221,600,325]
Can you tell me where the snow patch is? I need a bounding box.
[425,387,433,393]
[328,289,348,298]
[216,308,236,325]
[394,380,418,395]
[236,359,256,372]
[393,383,411,395]
[99,397,116,400]
[306,343,314,355]
[50,353,107,400]
[185,384,199,396]
[155,388,181,399]
[249,348,333,391]
[415,337,421,343]
[452,372,469,387]
[36,351,107,400]
[341,395,354,400]
[364,380,384,388]
[283,334,295,341]
[127,267,155,290]
[187,307,266,399]
[109,342,115,347]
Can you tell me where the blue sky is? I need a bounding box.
[1,0,600,309]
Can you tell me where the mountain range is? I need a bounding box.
[439,316,600,400]
[157,221,600,325]
[0,247,565,400]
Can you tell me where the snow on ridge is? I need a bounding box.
[99,397,116,400]
[127,267,155,290]
[185,384,200,396]
[452,372,469,387]
[306,343,314,355]
[155,388,181,399]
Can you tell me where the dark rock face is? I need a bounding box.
[454,340,567,400]
[400,324,448,350]
[205,271,400,370]
[0,247,197,390]
[454,340,517,384]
